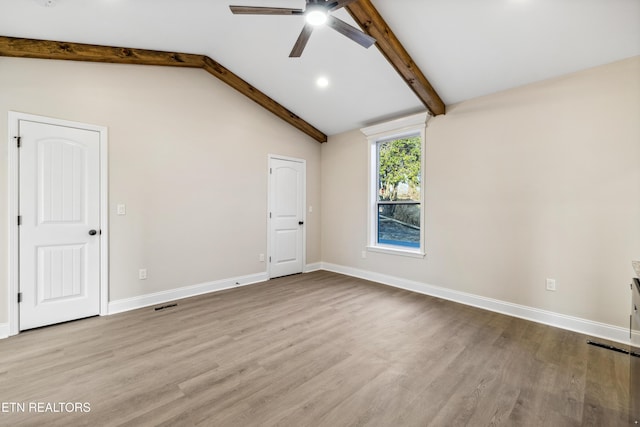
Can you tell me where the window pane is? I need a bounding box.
[377,136,421,202]
[377,203,420,248]
[376,134,421,250]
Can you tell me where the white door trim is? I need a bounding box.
[7,111,109,336]
[267,154,306,278]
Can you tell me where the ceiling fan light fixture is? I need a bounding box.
[306,5,328,26]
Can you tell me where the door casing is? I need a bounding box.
[267,154,306,279]
[7,111,109,336]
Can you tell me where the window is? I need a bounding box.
[362,113,430,257]
[377,135,421,248]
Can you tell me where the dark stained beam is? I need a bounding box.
[202,57,326,142]
[0,36,327,143]
[346,0,446,116]
[0,36,203,68]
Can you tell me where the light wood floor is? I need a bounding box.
[0,271,630,426]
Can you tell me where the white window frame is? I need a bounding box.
[361,112,431,258]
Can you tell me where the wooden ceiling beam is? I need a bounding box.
[346,0,446,116]
[0,36,203,68]
[0,36,327,143]
[201,56,326,142]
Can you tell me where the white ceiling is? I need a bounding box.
[1,0,639,136]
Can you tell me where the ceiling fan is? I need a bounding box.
[229,0,376,57]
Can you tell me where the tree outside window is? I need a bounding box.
[376,135,421,248]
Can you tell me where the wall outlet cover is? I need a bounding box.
[546,278,556,291]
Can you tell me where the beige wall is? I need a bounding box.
[321,57,640,328]
[2,55,638,331]
[0,57,322,322]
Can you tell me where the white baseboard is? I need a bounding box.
[321,262,630,345]
[304,262,322,273]
[0,323,8,339]
[108,272,269,315]
[4,264,630,346]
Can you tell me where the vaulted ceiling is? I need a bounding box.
[1,0,639,139]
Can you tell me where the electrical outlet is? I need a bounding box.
[139,269,147,280]
[546,278,556,291]
[117,204,126,215]
[259,254,265,262]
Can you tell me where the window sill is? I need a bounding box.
[366,245,426,259]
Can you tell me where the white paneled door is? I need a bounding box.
[19,120,101,330]
[269,157,305,278]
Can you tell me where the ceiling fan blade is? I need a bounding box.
[229,6,303,15]
[329,0,359,11]
[326,15,376,49]
[290,24,314,57]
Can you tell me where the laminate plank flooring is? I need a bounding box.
[0,271,630,426]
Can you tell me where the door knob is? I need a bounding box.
[298,221,304,225]
[88,229,98,236]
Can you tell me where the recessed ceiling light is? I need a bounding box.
[316,77,329,88]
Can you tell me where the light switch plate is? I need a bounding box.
[117,204,126,215]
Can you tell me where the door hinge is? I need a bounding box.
[269,212,272,218]
[17,215,22,226]
[17,293,22,303]
[269,256,271,263]
[14,136,21,148]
